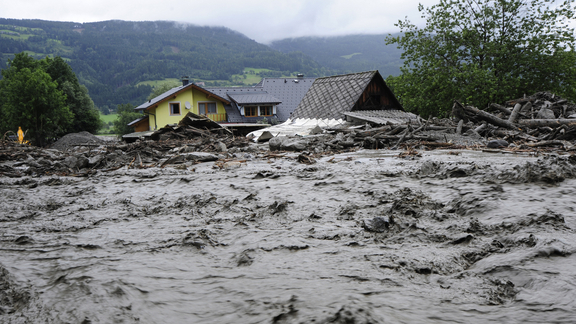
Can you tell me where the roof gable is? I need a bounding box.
[291,71,403,120]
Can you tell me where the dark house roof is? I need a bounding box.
[257,77,316,121]
[291,71,403,120]
[204,76,316,123]
[228,91,281,105]
[135,83,230,112]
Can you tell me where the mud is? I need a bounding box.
[1,149,576,323]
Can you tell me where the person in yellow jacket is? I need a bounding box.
[17,127,28,144]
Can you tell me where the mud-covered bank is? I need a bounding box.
[1,150,576,323]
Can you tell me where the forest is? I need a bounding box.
[0,19,333,111]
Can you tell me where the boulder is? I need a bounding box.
[281,140,308,151]
[537,108,555,119]
[269,136,289,151]
[486,139,509,148]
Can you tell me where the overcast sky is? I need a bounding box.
[3,0,438,43]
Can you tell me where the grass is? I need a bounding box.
[0,32,33,40]
[98,113,118,135]
[136,67,298,89]
[137,78,180,88]
[100,113,118,123]
[341,53,362,59]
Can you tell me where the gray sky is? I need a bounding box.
[3,0,438,43]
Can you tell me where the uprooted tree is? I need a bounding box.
[386,0,576,117]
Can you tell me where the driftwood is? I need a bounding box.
[453,101,520,130]
[489,103,512,115]
[524,140,575,150]
[518,119,576,128]
[456,119,464,135]
[508,103,522,123]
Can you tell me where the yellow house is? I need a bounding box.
[131,80,231,131]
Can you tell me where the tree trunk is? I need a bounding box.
[518,119,576,128]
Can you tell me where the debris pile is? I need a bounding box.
[452,92,576,151]
[0,114,256,176]
[51,131,106,151]
[149,112,233,141]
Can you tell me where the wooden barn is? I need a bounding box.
[291,70,417,124]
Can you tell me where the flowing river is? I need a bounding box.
[1,150,576,323]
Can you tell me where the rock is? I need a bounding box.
[281,140,308,151]
[88,154,105,167]
[215,141,227,152]
[537,108,555,119]
[486,139,509,148]
[183,152,219,162]
[63,155,89,169]
[362,216,394,233]
[269,136,289,151]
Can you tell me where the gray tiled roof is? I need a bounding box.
[291,71,379,120]
[223,103,245,123]
[204,76,316,122]
[292,71,403,119]
[228,92,281,105]
[258,77,316,121]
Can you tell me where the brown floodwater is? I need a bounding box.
[1,149,576,323]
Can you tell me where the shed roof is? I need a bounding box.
[291,71,401,120]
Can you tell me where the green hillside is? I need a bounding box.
[0,19,330,112]
[269,34,404,78]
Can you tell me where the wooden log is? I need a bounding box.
[454,101,519,130]
[524,140,575,150]
[489,103,512,115]
[418,142,454,147]
[492,130,538,142]
[508,103,522,123]
[518,119,576,128]
[456,119,464,135]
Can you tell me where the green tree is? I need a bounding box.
[386,0,576,117]
[113,103,141,136]
[0,62,72,146]
[45,56,103,133]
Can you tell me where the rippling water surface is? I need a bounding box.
[1,150,575,323]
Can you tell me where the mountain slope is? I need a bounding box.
[269,34,403,78]
[0,19,329,110]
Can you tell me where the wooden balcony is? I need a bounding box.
[204,113,227,122]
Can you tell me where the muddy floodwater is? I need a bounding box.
[1,149,576,323]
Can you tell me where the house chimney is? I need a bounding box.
[181,76,190,86]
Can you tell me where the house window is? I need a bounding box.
[260,106,273,116]
[245,106,258,117]
[170,102,181,115]
[199,102,217,115]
